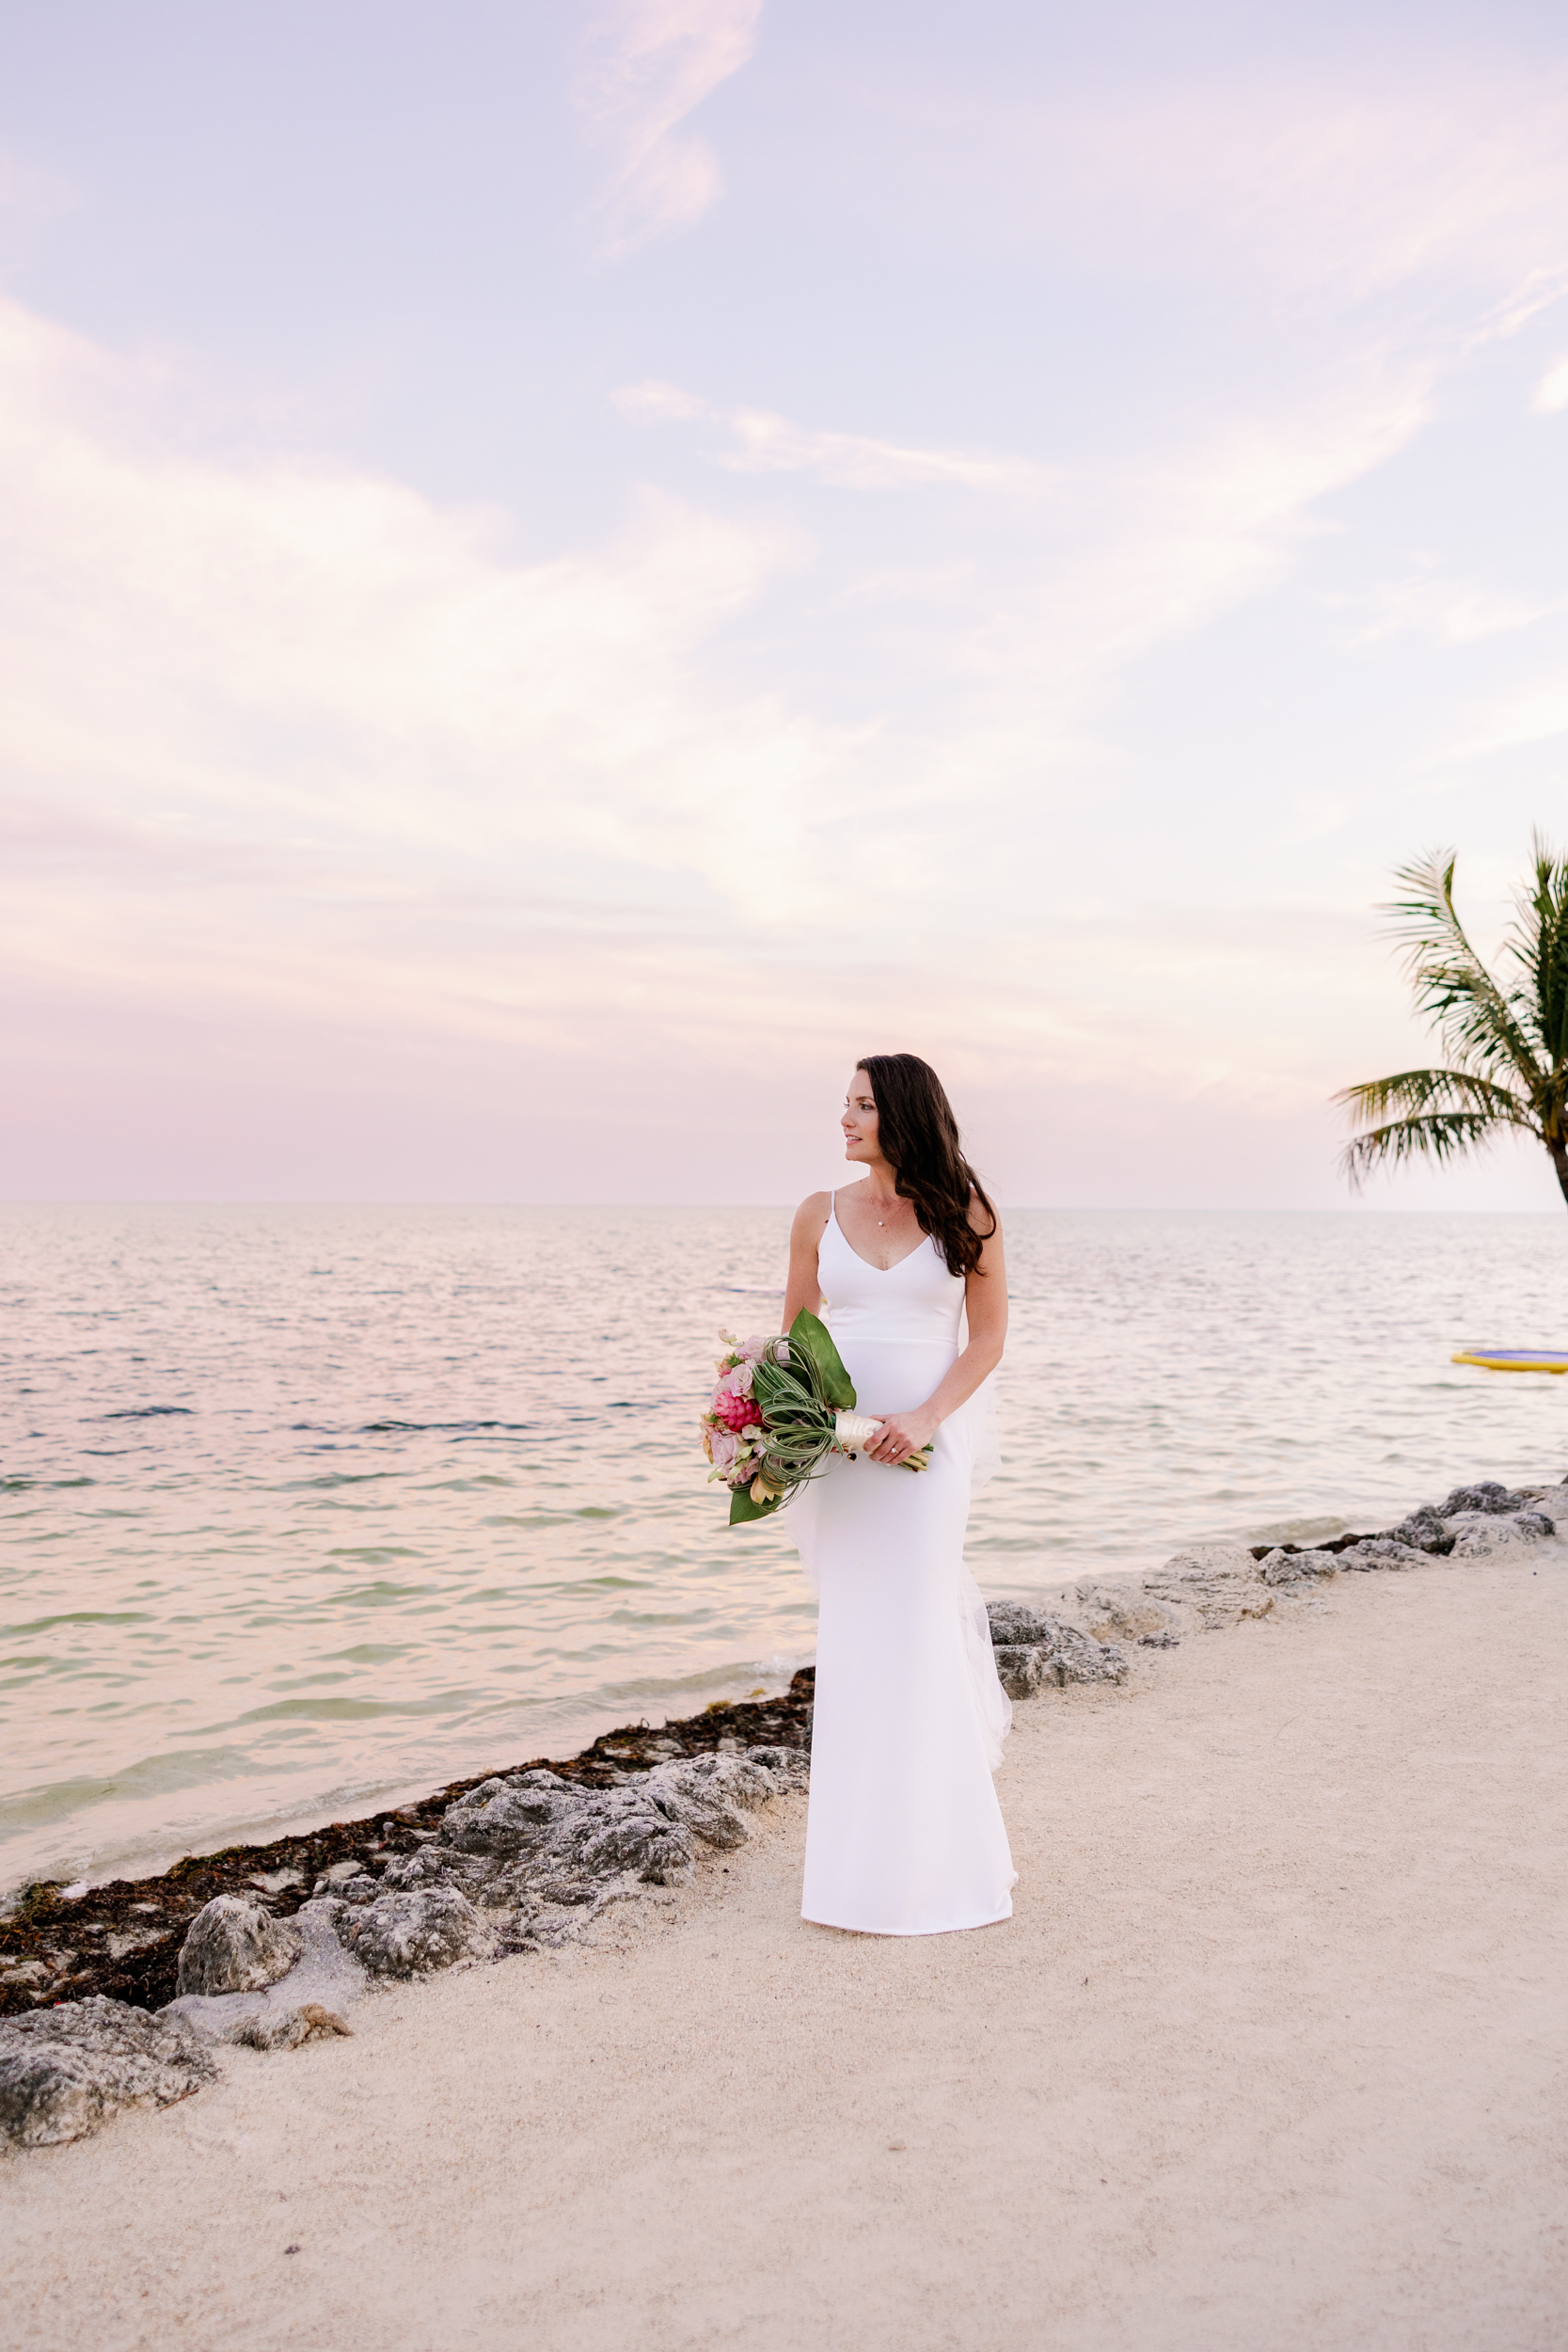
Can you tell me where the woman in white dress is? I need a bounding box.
[783,1053,1016,1937]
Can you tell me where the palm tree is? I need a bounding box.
[1337,834,1568,1205]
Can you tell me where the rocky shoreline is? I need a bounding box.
[3,1473,1560,2152]
[0,1674,821,2023]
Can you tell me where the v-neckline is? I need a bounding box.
[831,1198,930,1276]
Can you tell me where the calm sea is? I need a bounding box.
[4,1204,1565,1894]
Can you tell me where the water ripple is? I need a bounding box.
[4,1201,1565,1892]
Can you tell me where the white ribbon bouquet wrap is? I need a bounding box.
[832,1409,884,1451]
[701,1311,932,1526]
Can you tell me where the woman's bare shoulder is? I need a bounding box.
[792,1189,832,1233]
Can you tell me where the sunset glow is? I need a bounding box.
[4,2,1567,1205]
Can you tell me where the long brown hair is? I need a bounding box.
[855,1053,997,1278]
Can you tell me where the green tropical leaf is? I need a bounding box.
[1339,841,1568,1208]
[787,1309,856,1410]
[1507,832,1568,1121]
[1333,1068,1533,1132]
[1338,1108,1512,1183]
[728,1482,781,1526]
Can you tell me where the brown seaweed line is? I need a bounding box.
[0,1670,816,2019]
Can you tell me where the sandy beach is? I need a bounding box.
[4,1539,1566,2352]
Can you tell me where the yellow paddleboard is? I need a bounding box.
[1452,1347,1568,1375]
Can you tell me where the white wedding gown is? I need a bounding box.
[787,1200,1017,1935]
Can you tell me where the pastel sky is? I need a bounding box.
[5,0,1568,1207]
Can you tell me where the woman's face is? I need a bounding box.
[842,1071,880,1163]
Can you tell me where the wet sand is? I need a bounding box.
[4,1545,1566,2351]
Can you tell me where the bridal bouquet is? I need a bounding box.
[702,1310,931,1526]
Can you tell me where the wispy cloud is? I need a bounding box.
[1428,675,1568,768]
[886,368,1439,765]
[574,0,762,257]
[10,17,1568,1206]
[1532,354,1568,412]
[0,293,1456,1203]
[614,378,1056,493]
[0,299,841,930]
[875,64,1568,311]
[1354,564,1562,645]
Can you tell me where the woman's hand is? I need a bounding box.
[866,1407,938,1465]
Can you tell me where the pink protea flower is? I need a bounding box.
[712,1389,762,1434]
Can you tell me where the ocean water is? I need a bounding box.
[4,1203,1566,1895]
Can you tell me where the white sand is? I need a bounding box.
[5,1546,1567,2352]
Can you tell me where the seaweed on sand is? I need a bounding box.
[0,1669,815,2019]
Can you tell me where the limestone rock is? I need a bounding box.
[441,1772,583,1860]
[640,1755,756,1850]
[987,1605,1128,1699]
[1069,1581,1179,1642]
[992,1645,1051,1698]
[1384,1504,1455,1555]
[127,1740,810,1986]
[3,1741,807,2071]
[1259,1547,1340,1586]
[435,1746,803,1918]
[496,1753,790,1900]
[338,1884,493,1977]
[441,1774,687,1901]
[380,1843,496,1898]
[175,1895,303,1997]
[1335,1537,1431,1572]
[161,1899,367,2048]
[1145,1547,1274,1629]
[987,1601,1057,1646]
[218,2002,353,2052]
[1445,1508,1555,1558]
[0,1995,217,2148]
[498,1799,698,1905]
[1439,1481,1529,1517]
[317,1871,379,1905]
[744,1744,812,1789]
[684,1750,791,1808]
[313,1859,366,1893]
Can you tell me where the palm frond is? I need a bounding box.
[1382,850,1544,1090]
[1333,1067,1536,1128]
[1338,1109,1514,1189]
[1502,834,1568,1128]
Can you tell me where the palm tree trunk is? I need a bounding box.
[1550,1139,1568,1207]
